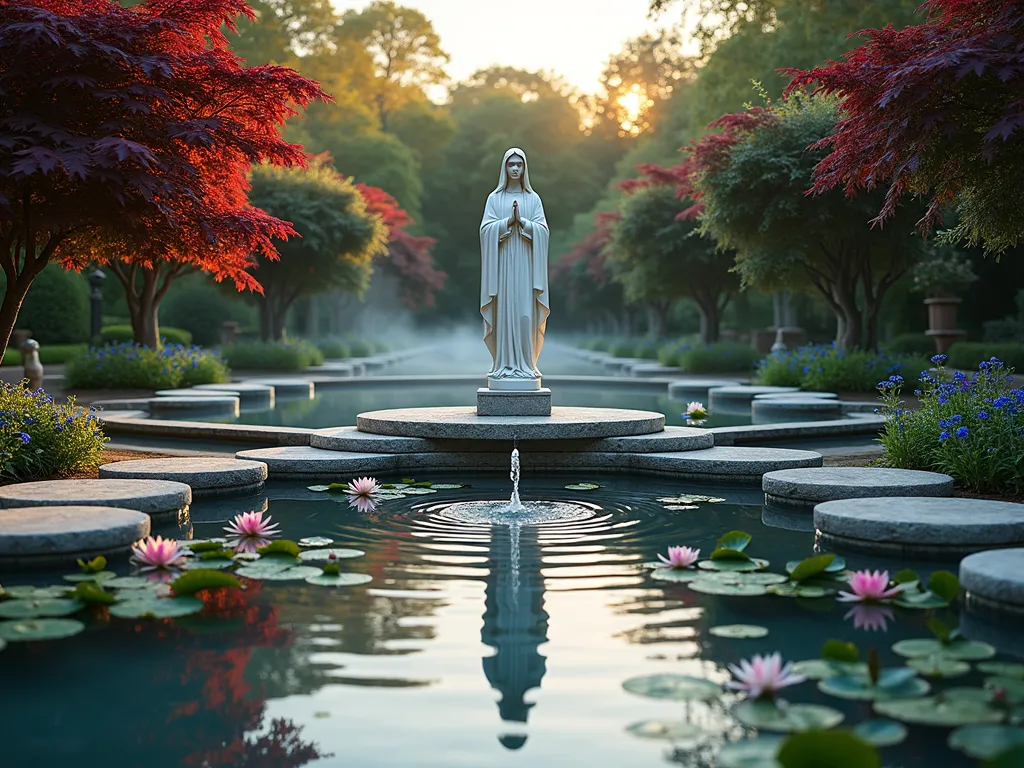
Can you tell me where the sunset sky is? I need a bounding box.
[331,0,688,95]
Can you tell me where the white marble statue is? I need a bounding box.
[479,148,551,390]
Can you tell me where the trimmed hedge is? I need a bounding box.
[883,333,936,358]
[101,324,193,346]
[11,266,90,344]
[64,343,229,390]
[2,344,88,366]
[676,342,761,374]
[317,337,351,359]
[221,339,324,371]
[947,342,1024,371]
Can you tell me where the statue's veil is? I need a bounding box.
[492,147,535,194]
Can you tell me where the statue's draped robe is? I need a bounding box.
[480,187,550,379]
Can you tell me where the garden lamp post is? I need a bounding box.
[88,268,106,344]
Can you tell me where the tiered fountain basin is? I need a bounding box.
[236,406,824,482]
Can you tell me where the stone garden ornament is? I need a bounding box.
[479,148,550,391]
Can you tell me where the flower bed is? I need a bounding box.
[64,343,229,390]
[878,356,1024,496]
[759,344,930,392]
[0,382,106,480]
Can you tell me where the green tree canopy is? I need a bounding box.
[609,183,738,342]
[246,160,387,340]
[690,94,926,349]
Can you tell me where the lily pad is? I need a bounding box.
[792,660,868,681]
[297,548,365,561]
[105,576,158,590]
[698,557,769,573]
[658,495,726,505]
[236,561,293,579]
[710,547,753,562]
[430,484,466,490]
[853,719,908,747]
[649,568,701,583]
[400,487,437,495]
[787,554,837,583]
[1,585,68,599]
[908,656,972,679]
[0,598,85,619]
[704,571,787,585]
[892,638,996,661]
[710,624,769,639]
[622,674,722,702]
[305,573,373,587]
[874,696,1006,726]
[663,504,699,511]
[985,677,1024,704]
[182,558,235,570]
[893,591,950,610]
[62,571,115,583]
[0,617,85,641]
[170,569,240,596]
[766,583,831,599]
[625,720,705,743]
[565,483,600,491]
[818,669,930,701]
[948,725,1024,759]
[732,700,844,733]
[298,537,334,547]
[689,580,767,597]
[307,485,331,492]
[250,565,322,581]
[978,663,1024,679]
[717,530,752,551]
[717,736,783,768]
[109,596,204,619]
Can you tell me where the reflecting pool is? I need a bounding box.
[0,475,1010,767]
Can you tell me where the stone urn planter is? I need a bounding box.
[924,297,966,354]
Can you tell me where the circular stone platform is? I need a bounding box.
[244,378,315,398]
[814,497,1024,558]
[355,406,666,441]
[191,383,274,408]
[0,506,150,567]
[763,467,954,508]
[0,479,191,523]
[753,392,839,400]
[148,395,238,418]
[960,548,1024,616]
[751,397,842,424]
[631,446,822,481]
[99,458,267,498]
[667,379,739,401]
[709,386,800,411]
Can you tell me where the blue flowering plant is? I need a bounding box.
[65,343,230,390]
[877,356,1024,495]
[759,343,930,392]
[0,382,106,480]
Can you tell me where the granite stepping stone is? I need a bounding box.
[814,497,1024,558]
[709,386,800,411]
[244,378,315,398]
[0,479,191,523]
[99,458,267,498]
[0,505,150,567]
[190,383,274,408]
[751,397,842,424]
[763,467,954,508]
[632,446,822,482]
[148,395,239,418]
[237,446,395,479]
[668,379,741,401]
[960,548,1024,616]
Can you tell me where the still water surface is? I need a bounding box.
[0,475,1002,767]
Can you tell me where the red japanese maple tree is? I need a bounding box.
[0,0,327,355]
[786,0,1024,253]
[356,183,446,310]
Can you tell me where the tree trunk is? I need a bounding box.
[834,283,863,350]
[696,301,720,344]
[0,276,35,367]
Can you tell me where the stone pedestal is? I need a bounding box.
[477,388,552,417]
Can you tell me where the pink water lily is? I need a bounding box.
[348,494,379,514]
[131,535,186,571]
[685,402,708,420]
[223,510,280,540]
[656,546,700,569]
[726,653,806,699]
[845,604,895,633]
[345,477,382,499]
[838,570,903,603]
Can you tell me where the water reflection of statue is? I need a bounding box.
[479,148,551,389]
[481,522,548,750]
